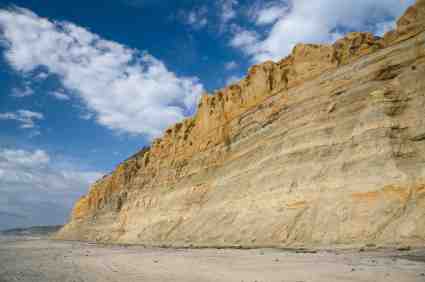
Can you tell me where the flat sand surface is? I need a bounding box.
[1,238,425,282]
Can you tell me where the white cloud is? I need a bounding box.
[0,7,204,139]
[80,112,94,120]
[230,29,259,48]
[0,149,49,167]
[28,130,41,138]
[224,60,238,70]
[183,6,208,30]
[11,86,34,97]
[35,72,49,80]
[375,20,396,37]
[50,90,70,101]
[0,148,103,229]
[219,0,238,24]
[231,0,415,62]
[0,110,44,129]
[253,3,288,25]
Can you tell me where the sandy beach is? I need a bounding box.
[0,237,424,282]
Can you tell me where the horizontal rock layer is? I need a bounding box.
[57,1,425,248]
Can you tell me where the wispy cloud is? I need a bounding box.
[50,90,70,101]
[219,0,238,24]
[0,148,49,166]
[229,29,259,49]
[0,7,204,139]
[250,2,288,26]
[35,72,49,80]
[11,86,34,97]
[224,61,238,70]
[180,6,209,30]
[0,110,44,129]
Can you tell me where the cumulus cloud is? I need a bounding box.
[0,110,44,129]
[0,7,204,139]
[232,0,415,62]
[0,148,103,230]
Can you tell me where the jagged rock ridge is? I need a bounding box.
[57,1,425,248]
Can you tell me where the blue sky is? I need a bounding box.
[0,0,414,229]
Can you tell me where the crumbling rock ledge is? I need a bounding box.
[57,0,425,248]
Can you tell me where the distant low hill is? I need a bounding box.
[1,225,63,237]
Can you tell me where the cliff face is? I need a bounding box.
[57,1,425,248]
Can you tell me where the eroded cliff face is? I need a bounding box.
[57,0,425,248]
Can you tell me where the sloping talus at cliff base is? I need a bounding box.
[57,0,425,248]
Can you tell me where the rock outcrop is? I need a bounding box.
[57,1,425,248]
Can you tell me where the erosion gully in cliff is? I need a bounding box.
[57,0,425,248]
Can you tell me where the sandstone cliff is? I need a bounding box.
[57,1,425,248]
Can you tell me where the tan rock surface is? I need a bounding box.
[57,1,425,248]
